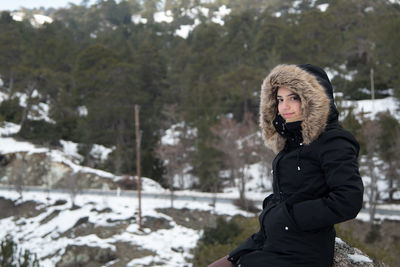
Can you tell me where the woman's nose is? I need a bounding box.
[282,101,289,110]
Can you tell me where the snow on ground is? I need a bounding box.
[60,140,84,162]
[343,96,400,121]
[131,5,231,39]
[0,94,399,265]
[0,188,251,267]
[317,4,329,12]
[0,122,119,180]
[0,187,384,267]
[356,211,400,222]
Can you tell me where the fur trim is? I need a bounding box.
[259,64,331,153]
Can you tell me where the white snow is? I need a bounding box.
[0,122,20,136]
[90,144,114,162]
[10,11,24,21]
[132,14,148,24]
[11,91,55,123]
[0,89,399,265]
[348,253,373,263]
[335,237,345,245]
[175,24,197,39]
[60,140,84,162]
[77,105,88,116]
[32,14,53,25]
[154,10,174,23]
[211,5,231,25]
[173,5,230,38]
[161,123,183,146]
[0,187,251,267]
[0,137,46,154]
[317,3,329,12]
[343,97,399,121]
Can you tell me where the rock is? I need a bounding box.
[334,237,387,267]
[0,151,116,190]
[156,207,218,230]
[56,245,117,267]
[0,197,43,219]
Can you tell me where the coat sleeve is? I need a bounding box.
[290,130,364,231]
[227,229,264,264]
[228,194,274,264]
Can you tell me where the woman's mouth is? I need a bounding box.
[283,113,294,118]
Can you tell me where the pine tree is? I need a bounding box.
[377,112,400,201]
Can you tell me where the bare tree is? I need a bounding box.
[360,118,382,224]
[42,151,53,202]
[211,111,259,210]
[9,153,29,199]
[254,133,275,191]
[64,171,83,209]
[156,104,192,207]
[393,128,400,199]
[376,112,400,202]
[19,82,36,131]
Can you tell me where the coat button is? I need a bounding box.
[285,226,289,230]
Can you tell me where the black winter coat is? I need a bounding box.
[228,64,364,267]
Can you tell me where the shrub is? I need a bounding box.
[17,120,60,146]
[0,98,23,123]
[192,215,259,267]
[335,223,393,265]
[0,237,40,267]
[233,197,260,213]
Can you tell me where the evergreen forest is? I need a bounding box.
[0,0,399,194]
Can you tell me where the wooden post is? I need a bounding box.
[135,105,142,231]
[370,68,375,100]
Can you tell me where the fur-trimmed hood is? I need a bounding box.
[259,64,339,154]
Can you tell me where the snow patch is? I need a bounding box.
[60,140,83,162]
[0,122,20,136]
[317,3,329,12]
[343,97,400,121]
[10,11,24,21]
[90,144,114,162]
[348,253,373,263]
[154,10,174,23]
[32,14,53,25]
[131,14,148,24]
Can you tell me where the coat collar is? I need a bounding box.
[259,64,335,154]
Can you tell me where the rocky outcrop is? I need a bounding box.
[0,151,116,190]
[0,196,388,267]
[0,152,389,267]
[334,237,387,267]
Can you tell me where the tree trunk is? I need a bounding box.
[367,157,378,224]
[7,71,14,99]
[19,82,36,131]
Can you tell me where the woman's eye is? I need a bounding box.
[290,96,300,101]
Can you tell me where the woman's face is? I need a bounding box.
[277,87,303,122]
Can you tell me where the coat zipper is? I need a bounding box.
[259,150,285,240]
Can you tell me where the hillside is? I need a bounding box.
[2,186,394,267]
[1,0,400,265]
[0,102,399,266]
[1,0,400,187]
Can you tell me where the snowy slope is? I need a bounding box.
[0,189,251,267]
[0,95,399,266]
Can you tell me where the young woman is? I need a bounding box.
[208,64,364,267]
